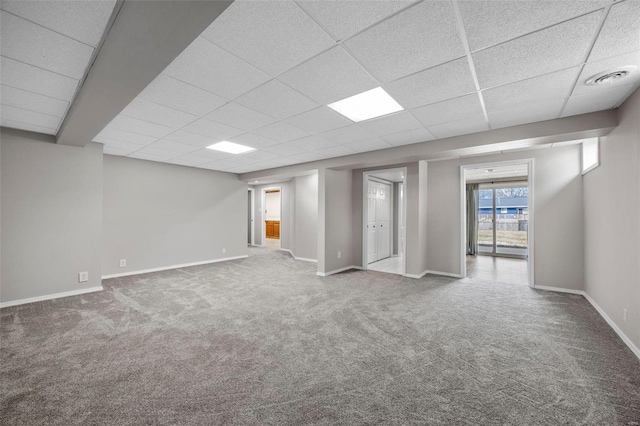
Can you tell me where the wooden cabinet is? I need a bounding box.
[266,220,280,239]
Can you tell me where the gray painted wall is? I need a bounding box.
[1,128,103,303]
[584,87,640,351]
[293,174,318,261]
[426,144,584,289]
[102,155,247,275]
[320,169,353,273]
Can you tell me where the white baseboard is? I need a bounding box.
[279,249,317,263]
[405,270,463,279]
[0,286,104,309]
[101,255,248,279]
[532,285,585,296]
[532,286,639,361]
[317,265,359,277]
[583,292,640,360]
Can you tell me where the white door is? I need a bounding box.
[367,181,378,262]
[376,183,391,259]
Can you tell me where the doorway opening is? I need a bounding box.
[362,168,407,276]
[461,160,533,286]
[248,188,255,246]
[262,188,281,250]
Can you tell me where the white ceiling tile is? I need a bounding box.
[229,133,280,149]
[357,111,422,136]
[166,154,216,166]
[573,50,640,96]
[1,0,116,47]
[217,154,259,166]
[103,146,134,157]
[242,150,280,161]
[314,144,358,159]
[253,122,309,142]
[163,37,270,100]
[235,80,319,120]
[287,135,337,151]
[119,98,198,129]
[279,46,378,104]
[561,84,635,117]
[489,99,565,129]
[412,94,484,127]
[99,139,144,154]
[200,0,334,76]
[344,1,465,82]
[589,0,640,62]
[344,138,393,153]
[382,128,435,146]
[134,146,181,160]
[321,124,372,144]
[0,85,69,117]
[138,74,226,117]
[242,160,282,171]
[108,115,174,139]
[265,156,301,167]
[473,12,602,89]
[0,104,61,129]
[163,130,214,148]
[204,102,276,131]
[459,0,608,52]
[93,126,158,145]
[201,158,246,171]
[0,56,78,101]
[263,142,308,156]
[0,118,56,135]
[0,11,94,79]
[427,115,489,139]
[289,151,329,163]
[295,0,414,41]
[187,148,232,161]
[483,67,579,112]
[127,152,169,163]
[385,58,476,109]
[147,140,199,154]
[285,107,351,133]
[181,118,244,141]
[227,164,262,174]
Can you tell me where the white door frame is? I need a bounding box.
[261,186,282,247]
[248,187,255,246]
[460,159,535,287]
[362,168,407,275]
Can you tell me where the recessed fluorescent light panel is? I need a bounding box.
[207,141,255,154]
[328,87,403,122]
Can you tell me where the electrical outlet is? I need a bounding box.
[623,308,628,323]
[120,259,126,268]
[222,248,226,254]
[337,251,341,259]
[78,271,88,283]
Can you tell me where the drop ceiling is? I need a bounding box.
[1,0,639,174]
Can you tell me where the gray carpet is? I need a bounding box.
[2,247,639,425]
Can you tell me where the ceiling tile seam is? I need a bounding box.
[380,54,468,87]
[468,7,608,55]
[105,123,164,141]
[0,82,74,103]
[294,0,424,44]
[120,99,200,120]
[0,119,57,133]
[477,63,585,93]
[451,0,490,129]
[0,9,99,49]
[558,2,615,118]
[0,55,83,84]
[0,102,67,120]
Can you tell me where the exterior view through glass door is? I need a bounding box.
[478,184,528,257]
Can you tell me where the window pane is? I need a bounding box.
[582,138,599,173]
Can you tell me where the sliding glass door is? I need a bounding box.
[477,184,528,257]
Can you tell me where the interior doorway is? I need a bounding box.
[248,188,255,246]
[363,168,406,276]
[262,188,281,250]
[461,161,533,286]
